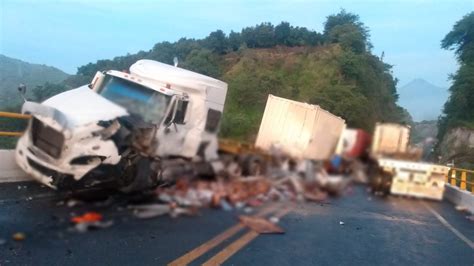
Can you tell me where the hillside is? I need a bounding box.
[71,12,409,140]
[0,11,409,145]
[220,46,407,138]
[0,54,69,108]
[398,79,448,121]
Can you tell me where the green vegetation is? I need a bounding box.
[0,10,409,148]
[437,12,474,141]
[0,54,69,109]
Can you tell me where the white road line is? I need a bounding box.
[422,202,474,250]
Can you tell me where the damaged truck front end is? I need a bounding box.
[15,88,127,189]
[15,81,173,191]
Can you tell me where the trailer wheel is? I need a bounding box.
[118,157,158,193]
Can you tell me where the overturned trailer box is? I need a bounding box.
[255,95,346,161]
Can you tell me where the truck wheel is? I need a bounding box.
[118,157,158,193]
[242,155,265,176]
[381,172,393,194]
[370,170,392,196]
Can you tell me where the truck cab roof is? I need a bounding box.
[130,60,227,92]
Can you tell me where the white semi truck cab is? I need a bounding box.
[15,60,228,191]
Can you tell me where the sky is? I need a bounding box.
[1,0,473,88]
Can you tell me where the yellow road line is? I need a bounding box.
[202,207,292,266]
[422,202,474,250]
[203,230,259,266]
[167,203,280,266]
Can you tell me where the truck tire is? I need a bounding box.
[241,155,265,176]
[370,170,392,196]
[118,157,158,193]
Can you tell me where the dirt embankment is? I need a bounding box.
[438,127,474,168]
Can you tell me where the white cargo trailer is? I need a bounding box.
[255,94,346,160]
[371,122,410,156]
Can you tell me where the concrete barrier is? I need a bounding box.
[444,184,474,214]
[0,149,32,183]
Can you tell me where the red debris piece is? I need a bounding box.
[71,212,103,224]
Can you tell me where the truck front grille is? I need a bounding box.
[31,118,64,158]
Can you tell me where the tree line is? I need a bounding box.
[437,12,474,146]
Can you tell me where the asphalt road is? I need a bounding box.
[0,182,473,265]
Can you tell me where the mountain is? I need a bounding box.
[398,79,448,122]
[0,54,69,108]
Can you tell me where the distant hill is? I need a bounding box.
[398,79,448,122]
[0,54,69,108]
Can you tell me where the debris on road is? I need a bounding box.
[455,205,468,212]
[269,216,280,224]
[239,215,284,234]
[132,204,171,219]
[12,232,26,241]
[67,199,83,208]
[339,221,345,225]
[72,221,114,233]
[71,212,103,224]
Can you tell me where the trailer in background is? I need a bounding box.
[369,123,448,200]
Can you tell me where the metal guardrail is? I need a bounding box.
[0,111,31,137]
[446,168,474,194]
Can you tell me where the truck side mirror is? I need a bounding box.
[18,84,27,102]
[164,101,178,128]
[90,71,105,92]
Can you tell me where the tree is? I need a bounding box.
[203,30,228,54]
[441,12,474,62]
[32,82,69,102]
[324,9,371,53]
[437,12,474,142]
[328,24,367,53]
[182,49,222,78]
[275,22,291,45]
[228,31,242,51]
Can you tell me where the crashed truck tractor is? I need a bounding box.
[15,60,228,191]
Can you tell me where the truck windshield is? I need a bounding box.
[98,75,171,124]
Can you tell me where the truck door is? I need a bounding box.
[157,96,191,157]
